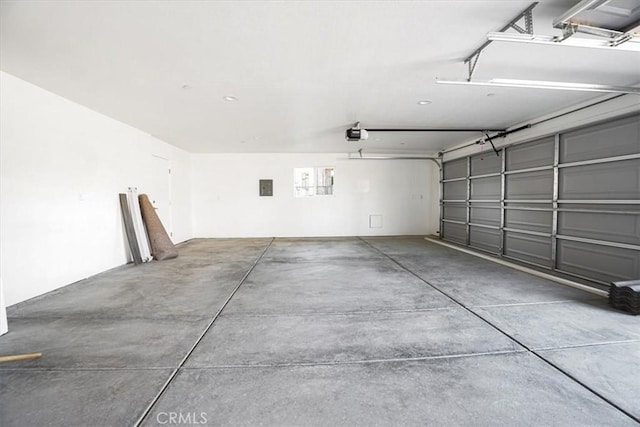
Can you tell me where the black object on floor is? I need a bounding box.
[609,280,640,315]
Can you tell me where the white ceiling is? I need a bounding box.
[1,0,639,155]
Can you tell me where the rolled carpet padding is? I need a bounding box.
[139,194,178,260]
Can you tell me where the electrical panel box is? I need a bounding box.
[259,179,273,197]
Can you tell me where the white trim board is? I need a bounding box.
[128,187,152,262]
[442,95,640,162]
[424,237,608,298]
[1,278,8,336]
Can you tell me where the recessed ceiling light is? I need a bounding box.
[417,100,432,105]
[223,96,238,101]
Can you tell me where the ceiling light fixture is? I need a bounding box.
[486,31,640,52]
[552,0,606,27]
[552,0,640,33]
[417,100,432,105]
[223,96,238,101]
[436,78,640,94]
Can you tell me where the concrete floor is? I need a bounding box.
[1,237,639,426]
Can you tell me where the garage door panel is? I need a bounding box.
[506,170,553,200]
[504,232,553,268]
[470,205,500,226]
[505,208,552,234]
[469,226,500,253]
[557,240,640,283]
[507,137,555,171]
[443,181,467,200]
[471,152,501,176]
[443,222,466,244]
[558,211,640,246]
[559,159,640,200]
[443,158,467,180]
[560,115,640,163]
[443,204,466,222]
[471,176,501,200]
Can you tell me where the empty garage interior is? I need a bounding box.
[1,1,639,426]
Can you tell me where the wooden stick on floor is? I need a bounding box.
[0,352,42,363]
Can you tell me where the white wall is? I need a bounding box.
[0,72,439,306]
[0,72,193,305]
[192,153,439,238]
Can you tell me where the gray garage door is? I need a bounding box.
[441,114,640,287]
